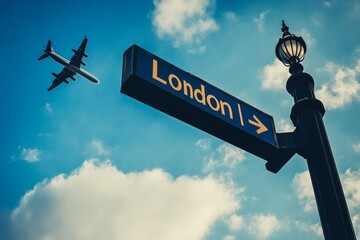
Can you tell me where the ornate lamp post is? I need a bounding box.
[275,21,356,239]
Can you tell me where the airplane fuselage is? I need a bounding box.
[47,50,99,83]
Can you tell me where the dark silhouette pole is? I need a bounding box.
[275,21,357,240]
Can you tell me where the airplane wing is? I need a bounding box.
[48,68,76,91]
[69,37,88,68]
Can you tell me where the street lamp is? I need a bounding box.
[275,21,357,240]
[276,20,306,68]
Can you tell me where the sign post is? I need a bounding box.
[121,45,295,171]
[120,21,357,239]
[275,21,356,239]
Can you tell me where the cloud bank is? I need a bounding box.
[259,59,290,90]
[253,9,270,32]
[224,213,284,240]
[20,148,41,163]
[352,142,360,154]
[316,60,360,110]
[292,171,316,213]
[152,0,218,53]
[11,159,239,240]
[342,168,360,210]
[247,214,282,240]
[198,141,247,172]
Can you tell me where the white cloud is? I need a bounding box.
[38,132,51,139]
[353,214,360,238]
[349,1,360,18]
[12,159,239,240]
[352,142,360,154]
[196,138,212,151]
[203,158,218,172]
[44,102,53,113]
[217,144,246,168]
[260,58,290,91]
[310,15,322,27]
[277,118,295,132]
[280,99,292,108]
[292,170,316,213]
[299,28,316,48]
[310,223,324,237]
[247,214,282,240]
[323,1,332,7]
[224,11,238,22]
[223,235,235,240]
[315,60,360,110]
[203,143,246,172]
[295,221,323,237]
[342,169,360,210]
[88,139,111,157]
[152,0,218,53]
[253,9,270,32]
[224,213,285,239]
[226,214,244,231]
[20,148,41,163]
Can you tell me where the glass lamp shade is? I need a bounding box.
[276,34,307,66]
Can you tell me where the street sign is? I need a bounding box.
[121,45,294,165]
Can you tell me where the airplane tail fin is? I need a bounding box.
[38,53,48,61]
[38,40,53,60]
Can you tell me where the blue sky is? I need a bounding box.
[1,0,360,239]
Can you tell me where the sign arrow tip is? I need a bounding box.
[248,115,268,134]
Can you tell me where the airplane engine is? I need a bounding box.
[72,49,77,54]
[64,79,70,84]
[80,61,87,66]
[71,76,77,81]
[83,53,88,58]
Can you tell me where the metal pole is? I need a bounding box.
[287,64,357,239]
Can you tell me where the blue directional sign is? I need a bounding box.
[121,45,289,162]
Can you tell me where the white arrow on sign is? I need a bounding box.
[248,115,268,134]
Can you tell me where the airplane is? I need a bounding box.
[38,36,100,91]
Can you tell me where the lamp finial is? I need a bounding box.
[281,20,290,36]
